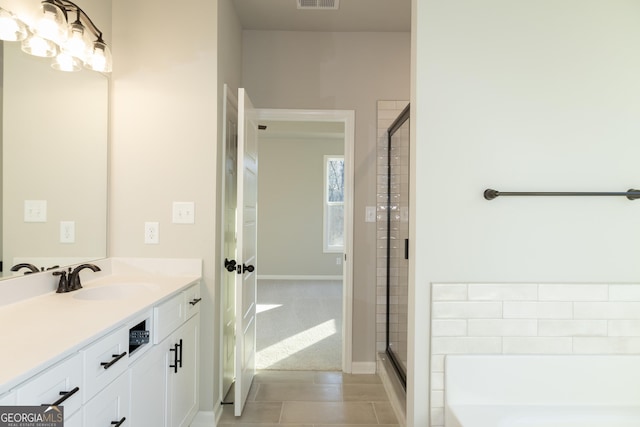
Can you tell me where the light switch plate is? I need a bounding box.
[365,206,376,223]
[24,200,47,222]
[172,202,195,224]
[60,221,75,243]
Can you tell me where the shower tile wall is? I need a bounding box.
[430,283,640,427]
[376,100,409,354]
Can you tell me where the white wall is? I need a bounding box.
[411,0,640,425]
[110,0,219,411]
[243,30,410,364]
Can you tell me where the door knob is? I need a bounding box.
[224,258,237,272]
[242,264,255,273]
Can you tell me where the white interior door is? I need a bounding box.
[221,84,238,400]
[234,88,258,416]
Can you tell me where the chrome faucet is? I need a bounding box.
[53,263,101,293]
[10,263,40,274]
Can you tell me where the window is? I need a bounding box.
[324,156,344,253]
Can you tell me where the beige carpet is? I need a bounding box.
[256,280,342,370]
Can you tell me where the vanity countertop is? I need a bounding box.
[0,258,201,395]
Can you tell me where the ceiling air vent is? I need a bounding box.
[297,0,339,10]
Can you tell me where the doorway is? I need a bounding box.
[256,119,345,371]
[219,102,355,406]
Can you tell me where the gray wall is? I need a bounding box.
[243,29,410,365]
[258,136,344,277]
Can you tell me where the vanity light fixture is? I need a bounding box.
[0,0,112,73]
[0,7,27,41]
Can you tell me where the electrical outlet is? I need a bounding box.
[60,221,75,243]
[336,256,342,265]
[144,222,159,244]
[172,202,195,224]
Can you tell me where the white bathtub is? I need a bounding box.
[444,355,640,427]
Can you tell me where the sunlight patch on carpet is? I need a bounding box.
[257,319,339,370]
[256,303,283,314]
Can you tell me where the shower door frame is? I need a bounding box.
[385,103,410,390]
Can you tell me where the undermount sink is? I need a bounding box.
[73,283,159,301]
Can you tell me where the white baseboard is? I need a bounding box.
[190,411,216,426]
[351,361,377,374]
[257,275,343,281]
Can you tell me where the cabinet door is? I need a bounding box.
[169,313,199,427]
[83,372,129,427]
[129,341,169,427]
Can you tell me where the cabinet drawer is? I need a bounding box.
[83,372,129,427]
[82,325,129,401]
[154,292,185,344]
[16,353,83,418]
[184,283,202,319]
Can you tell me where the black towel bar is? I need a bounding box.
[484,188,640,201]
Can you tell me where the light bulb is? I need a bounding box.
[85,40,112,73]
[22,34,58,57]
[52,51,81,72]
[65,21,88,60]
[35,1,68,45]
[0,8,27,41]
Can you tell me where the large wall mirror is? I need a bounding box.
[1,41,108,278]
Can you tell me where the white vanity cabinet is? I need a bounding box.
[15,353,83,421]
[130,283,201,427]
[0,390,16,405]
[0,270,201,427]
[65,410,83,427]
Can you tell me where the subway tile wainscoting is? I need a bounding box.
[430,283,640,427]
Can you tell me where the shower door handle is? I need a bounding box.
[404,239,409,260]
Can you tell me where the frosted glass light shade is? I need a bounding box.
[21,34,58,57]
[52,51,81,71]
[84,40,112,73]
[35,1,68,45]
[0,8,28,41]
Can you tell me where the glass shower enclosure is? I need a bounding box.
[385,104,410,388]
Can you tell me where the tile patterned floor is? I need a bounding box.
[218,370,399,426]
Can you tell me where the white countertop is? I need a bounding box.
[0,258,201,395]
